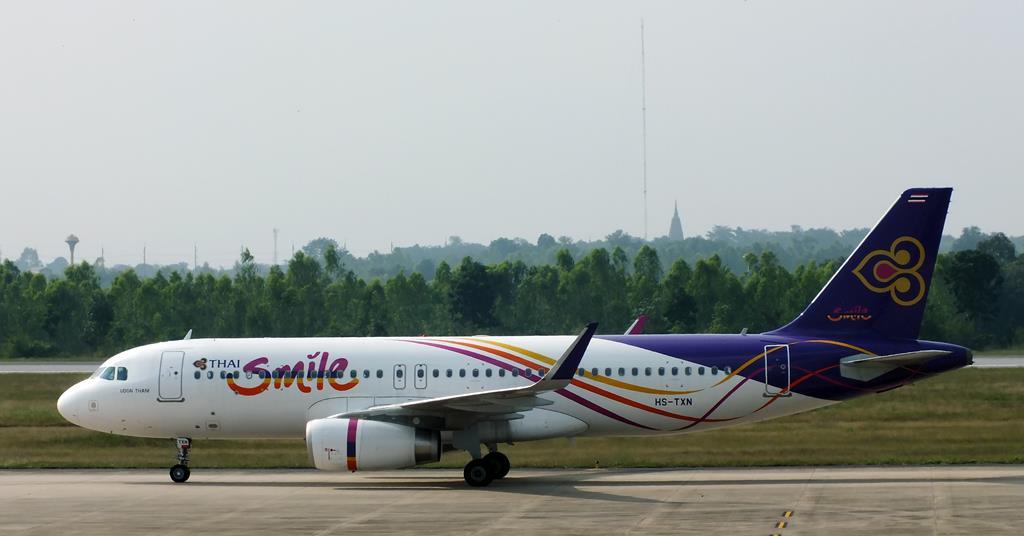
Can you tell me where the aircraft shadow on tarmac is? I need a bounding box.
[128,469,1024,503]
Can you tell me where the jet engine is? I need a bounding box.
[306,418,440,472]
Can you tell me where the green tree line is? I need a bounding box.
[1,234,1020,357]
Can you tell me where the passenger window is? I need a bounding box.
[725,366,732,374]
[220,370,226,379]
[577,368,584,377]
[432,369,440,378]
[644,367,652,376]
[350,370,358,379]
[711,366,719,375]
[498,369,505,377]
[395,368,403,378]
[485,369,492,377]
[511,369,519,377]
[459,369,466,378]
[100,367,115,380]
[417,368,425,378]
[685,367,692,376]
[631,367,639,376]
[446,369,453,378]
[234,371,239,379]
[591,368,599,376]
[539,368,547,376]
[618,367,625,377]
[194,371,201,380]
[363,370,371,379]
[657,367,665,376]
[671,367,679,376]
[604,368,612,376]
[116,367,128,381]
[207,371,213,379]
[377,369,383,378]
[472,369,479,378]
[698,367,705,376]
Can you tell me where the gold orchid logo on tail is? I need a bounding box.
[851,236,927,306]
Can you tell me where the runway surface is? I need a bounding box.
[1,356,1023,373]
[1,466,1022,535]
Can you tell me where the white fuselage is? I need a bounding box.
[58,335,831,443]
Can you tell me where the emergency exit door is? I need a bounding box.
[414,364,428,389]
[393,364,407,390]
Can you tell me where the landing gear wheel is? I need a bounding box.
[464,458,495,487]
[484,451,510,479]
[170,437,192,483]
[170,464,190,483]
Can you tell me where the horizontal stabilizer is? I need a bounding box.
[840,350,950,382]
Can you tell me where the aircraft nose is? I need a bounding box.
[57,384,82,424]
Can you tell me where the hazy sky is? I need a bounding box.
[1,1,1021,266]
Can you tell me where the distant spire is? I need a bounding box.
[668,200,684,240]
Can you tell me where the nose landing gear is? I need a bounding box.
[169,437,191,483]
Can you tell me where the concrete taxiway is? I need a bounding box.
[1,466,1022,535]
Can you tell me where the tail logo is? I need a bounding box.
[851,236,927,306]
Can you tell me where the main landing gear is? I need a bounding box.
[462,449,511,487]
[170,437,191,483]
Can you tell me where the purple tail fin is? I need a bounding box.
[770,188,952,340]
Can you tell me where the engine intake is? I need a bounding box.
[306,418,440,472]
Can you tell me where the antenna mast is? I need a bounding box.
[273,228,279,265]
[640,19,649,241]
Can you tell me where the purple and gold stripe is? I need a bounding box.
[345,418,358,472]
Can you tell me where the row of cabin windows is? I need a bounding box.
[194,365,731,381]
[578,366,730,377]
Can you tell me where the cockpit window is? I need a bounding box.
[116,367,128,381]
[100,367,116,380]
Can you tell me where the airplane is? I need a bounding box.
[57,188,971,487]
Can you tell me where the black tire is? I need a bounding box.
[484,452,510,479]
[463,458,494,487]
[170,464,190,483]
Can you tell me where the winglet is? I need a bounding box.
[624,315,648,335]
[531,322,597,391]
[183,329,193,340]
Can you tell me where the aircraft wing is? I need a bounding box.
[839,349,950,381]
[332,323,598,427]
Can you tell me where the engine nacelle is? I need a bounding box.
[306,418,440,472]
